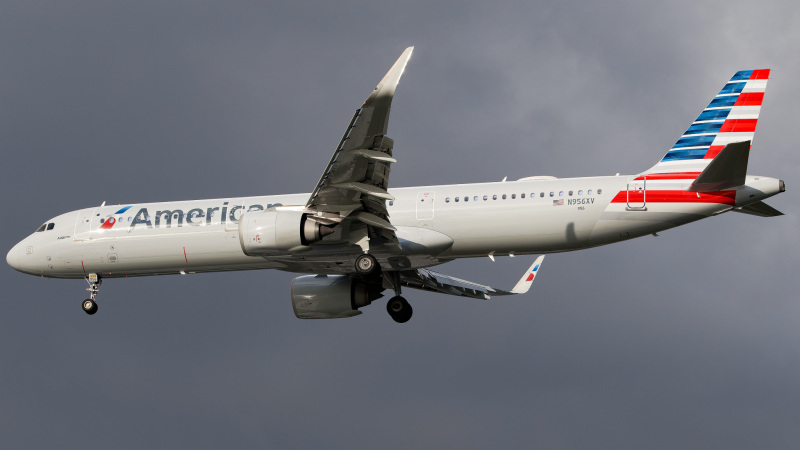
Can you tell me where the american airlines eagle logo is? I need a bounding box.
[98,206,132,230]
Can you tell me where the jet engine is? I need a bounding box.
[291,275,382,319]
[239,210,334,256]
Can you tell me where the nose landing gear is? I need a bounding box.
[82,274,101,315]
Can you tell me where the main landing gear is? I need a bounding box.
[82,273,101,315]
[355,253,379,275]
[387,296,412,323]
[355,254,414,323]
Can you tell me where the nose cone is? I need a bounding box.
[7,242,22,271]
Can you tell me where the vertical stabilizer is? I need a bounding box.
[644,69,769,176]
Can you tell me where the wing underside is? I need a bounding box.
[305,47,414,247]
[398,256,546,300]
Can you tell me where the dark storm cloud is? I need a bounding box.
[2,1,799,449]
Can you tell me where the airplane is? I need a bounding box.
[6,47,785,323]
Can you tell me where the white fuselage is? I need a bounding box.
[7,174,782,279]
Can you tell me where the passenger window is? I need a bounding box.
[559,191,564,197]
[521,193,526,199]
[597,189,603,195]
[588,189,592,195]
[474,196,478,202]
[511,194,516,199]
[549,192,554,197]
[389,201,394,206]
[493,195,497,200]
[502,194,507,200]
[483,195,488,201]
[455,197,460,202]
[540,192,545,198]
[445,197,450,203]
[100,218,105,224]
[578,190,583,195]
[464,196,469,202]
[568,190,573,196]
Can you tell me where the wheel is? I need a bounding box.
[386,296,412,323]
[355,254,379,275]
[82,299,98,315]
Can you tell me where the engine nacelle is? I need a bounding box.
[238,209,334,256]
[291,275,380,319]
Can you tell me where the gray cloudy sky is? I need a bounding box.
[2,1,799,448]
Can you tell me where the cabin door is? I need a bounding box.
[416,191,435,227]
[73,207,98,241]
[626,177,647,211]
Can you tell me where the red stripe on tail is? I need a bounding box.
[734,92,764,107]
[719,118,758,133]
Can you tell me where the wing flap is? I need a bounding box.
[332,182,395,200]
[353,149,398,163]
[351,211,397,231]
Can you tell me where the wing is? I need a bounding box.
[398,256,546,300]
[305,47,414,241]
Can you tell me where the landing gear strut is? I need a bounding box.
[387,296,413,323]
[82,274,101,315]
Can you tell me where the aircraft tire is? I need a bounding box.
[387,296,412,323]
[82,299,98,315]
[355,254,379,275]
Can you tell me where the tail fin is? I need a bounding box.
[645,69,770,175]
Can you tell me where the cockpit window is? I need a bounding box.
[36,224,47,232]
[47,223,55,230]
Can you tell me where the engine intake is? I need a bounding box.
[291,275,381,319]
[239,209,334,256]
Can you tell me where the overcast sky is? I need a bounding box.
[2,1,799,448]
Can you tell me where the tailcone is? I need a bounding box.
[735,176,784,207]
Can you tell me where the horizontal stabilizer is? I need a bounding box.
[688,141,750,192]
[733,201,784,217]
